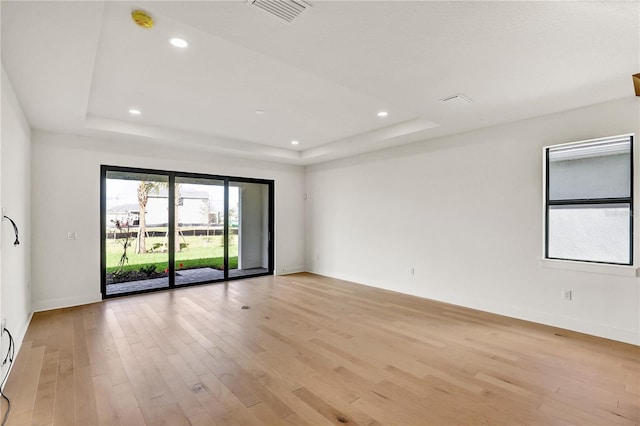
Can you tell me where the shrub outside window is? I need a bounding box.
[545,135,634,265]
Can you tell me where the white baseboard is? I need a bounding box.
[32,293,102,313]
[427,292,640,346]
[275,265,306,275]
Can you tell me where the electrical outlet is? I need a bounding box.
[67,232,77,240]
[562,290,572,301]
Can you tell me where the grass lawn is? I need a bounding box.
[106,234,239,273]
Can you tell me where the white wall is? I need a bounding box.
[0,66,32,367]
[31,131,306,311]
[0,70,3,372]
[305,97,640,345]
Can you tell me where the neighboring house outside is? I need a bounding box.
[107,190,219,229]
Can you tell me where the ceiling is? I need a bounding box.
[1,1,638,165]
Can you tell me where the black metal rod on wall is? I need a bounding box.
[3,215,20,246]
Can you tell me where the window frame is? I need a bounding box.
[543,134,634,266]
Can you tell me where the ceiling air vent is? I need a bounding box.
[249,0,310,23]
[440,94,473,106]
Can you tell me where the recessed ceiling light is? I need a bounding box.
[129,109,141,115]
[255,110,265,115]
[169,37,188,48]
[291,140,299,145]
[377,111,389,117]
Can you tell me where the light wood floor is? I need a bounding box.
[2,273,639,425]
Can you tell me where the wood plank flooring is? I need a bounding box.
[2,273,639,425]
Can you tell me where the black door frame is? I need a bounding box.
[100,165,275,299]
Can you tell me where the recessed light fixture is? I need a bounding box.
[129,108,141,115]
[377,111,389,117]
[255,110,265,115]
[169,37,188,48]
[291,140,299,145]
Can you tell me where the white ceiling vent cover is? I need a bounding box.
[249,0,310,23]
[440,94,473,106]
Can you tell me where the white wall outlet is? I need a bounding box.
[67,232,77,240]
[562,289,572,301]
[1,318,6,332]
[1,208,5,219]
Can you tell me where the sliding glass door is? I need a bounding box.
[174,176,226,286]
[103,170,170,296]
[101,166,273,298]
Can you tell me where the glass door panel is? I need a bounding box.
[228,181,270,278]
[174,176,226,286]
[105,171,169,296]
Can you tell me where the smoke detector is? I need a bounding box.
[131,10,154,29]
[440,94,473,106]
[249,0,310,23]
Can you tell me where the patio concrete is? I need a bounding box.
[106,267,268,295]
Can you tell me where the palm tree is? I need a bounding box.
[136,181,159,253]
[174,183,184,251]
[157,182,184,252]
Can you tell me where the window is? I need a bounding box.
[545,135,633,265]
